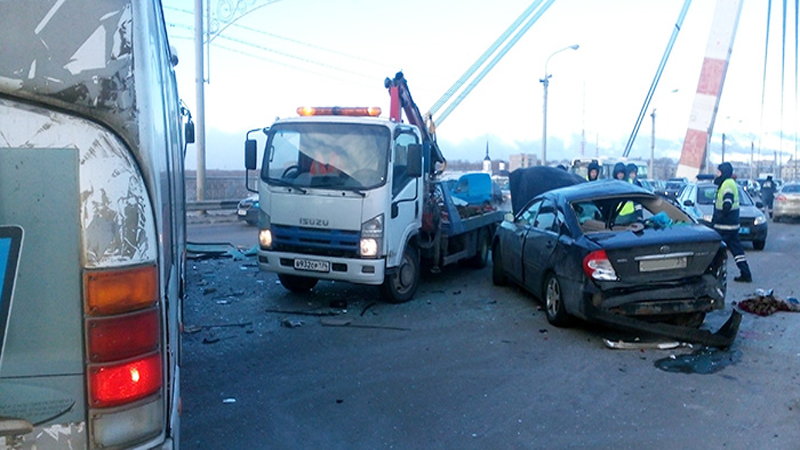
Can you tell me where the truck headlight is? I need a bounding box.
[360,214,383,258]
[259,214,272,249]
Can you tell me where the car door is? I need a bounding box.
[505,199,541,284]
[522,197,560,293]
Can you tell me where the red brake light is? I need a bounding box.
[583,250,618,281]
[775,194,787,202]
[87,307,160,363]
[89,352,162,408]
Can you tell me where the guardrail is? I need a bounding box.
[186,200,241,211]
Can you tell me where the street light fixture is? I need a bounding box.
[540,44,579,167]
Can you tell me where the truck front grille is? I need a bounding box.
[272,224,360,257]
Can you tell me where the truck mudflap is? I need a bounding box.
[584,303,742,348]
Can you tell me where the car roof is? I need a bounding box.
[541,179,654,203]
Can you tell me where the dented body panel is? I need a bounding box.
[0,0,185,448]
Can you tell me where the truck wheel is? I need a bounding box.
[492,243,507,286]
[381,245,420,303]
[468,231,490,269]
[278,274,318,293]
[544,273,571,327]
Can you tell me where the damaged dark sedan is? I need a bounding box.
[492,180,728,331]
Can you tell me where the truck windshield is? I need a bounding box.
[262,122,390,190]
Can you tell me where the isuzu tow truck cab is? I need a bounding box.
[245,73,501,303]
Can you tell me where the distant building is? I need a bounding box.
[509,153,538,172]
[482,142,492,174]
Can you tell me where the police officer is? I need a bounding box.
[587,161,601,181]
[760,175,776,218]
[613,162,627,181]
[713,162,753,282]
[626,163,643,187]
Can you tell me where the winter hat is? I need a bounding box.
[626,163,638,176]
[613,162,627,179]
[717,162,733,179]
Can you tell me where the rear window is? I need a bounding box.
[782,184,800,193]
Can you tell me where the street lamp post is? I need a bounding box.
[540,44,578,167]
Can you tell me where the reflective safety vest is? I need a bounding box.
[713,178,740,230]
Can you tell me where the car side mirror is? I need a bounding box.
[245,139,257,170]
[683,199,694,207]
[756,201,764,208]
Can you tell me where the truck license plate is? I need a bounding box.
[639,256,687,272]
[294,258,330,273]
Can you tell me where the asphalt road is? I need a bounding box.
[181,216,800,450]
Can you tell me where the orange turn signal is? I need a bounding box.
[84,265,158,316]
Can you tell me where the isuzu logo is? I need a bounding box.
[300,218,329,227]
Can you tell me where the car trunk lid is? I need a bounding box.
[588,225,721,283]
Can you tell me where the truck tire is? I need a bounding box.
[381,244,420,303]
[468,230,490,269]
[278,274,318,293]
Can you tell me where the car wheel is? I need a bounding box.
[278,274,318,293]
[468,231,490,269]
[492,242,508,286]
[544,273,571,327]
[753,239,766,251]
[381,245,420,303]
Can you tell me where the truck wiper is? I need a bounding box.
[267,178,307,194]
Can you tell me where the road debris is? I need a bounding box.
[735,289,800,316]
[320,317,410,331]
[281,318,304,328]
[266,308,340,317]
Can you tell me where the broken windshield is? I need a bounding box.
[261,122,390,191]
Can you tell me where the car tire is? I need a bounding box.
[753,239,766,251]
[468,230,490,269]
[381,244,420,303]
[278,274,318,293]
[491,242,508,286]
[544,273,571,327]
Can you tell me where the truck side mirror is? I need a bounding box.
[683,199,694,207]
[245,139,257,170]
[407,143,422,178]
[184,119,195,144]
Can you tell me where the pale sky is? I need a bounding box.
[164,0,798,171]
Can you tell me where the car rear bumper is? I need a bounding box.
[577,273,725,320]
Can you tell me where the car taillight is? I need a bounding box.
[87,307,160,363]
[89,352,163,408]
[583,250,618,281]
[775,194,787,202]
[84,265,162,408]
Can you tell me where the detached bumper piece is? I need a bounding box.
[585,304,742,348]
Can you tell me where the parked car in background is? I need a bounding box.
[676,181,768,250]
[492,180,727,329]
[638,178,662,193]
[736,178,760,198]
[237,194,259,226]
[662,177,689,200]
[773,182,800,221]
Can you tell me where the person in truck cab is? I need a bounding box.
[310,148,340,175]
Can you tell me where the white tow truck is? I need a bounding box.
[244,73,503,303]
